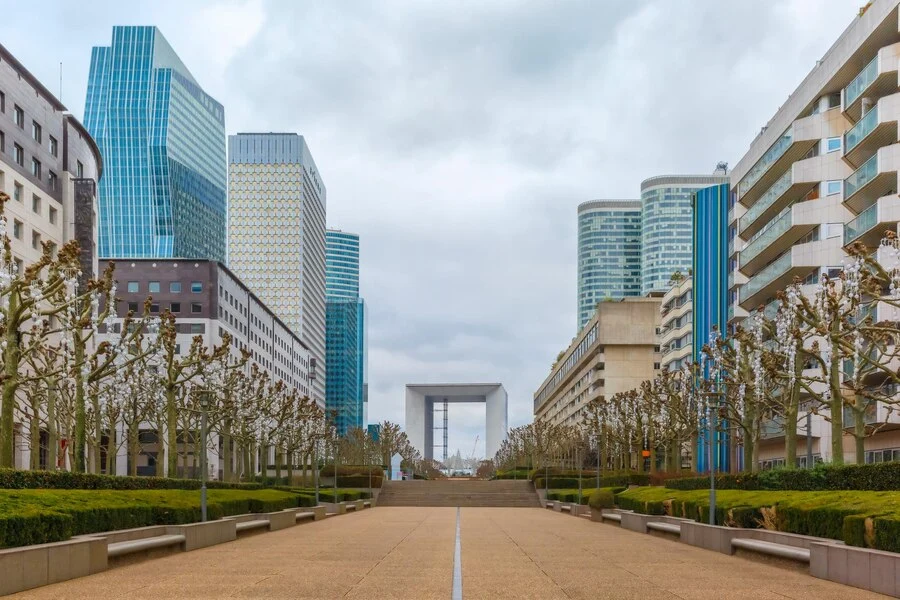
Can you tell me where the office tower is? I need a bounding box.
[325,229,367,435]
[641,174,729,296]
[228,133,327,405]
[0,43,103,470]
[576,200,642,330]
[534,298,661,428]
[84,26,226,261]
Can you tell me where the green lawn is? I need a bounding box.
[615,486,900,552]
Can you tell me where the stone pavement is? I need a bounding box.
[8,507,887,599]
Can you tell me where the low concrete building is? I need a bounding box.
[660,277,692,372]
[534,298,661,427]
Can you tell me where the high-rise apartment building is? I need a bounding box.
[0,43,103,470]
[576,200,642,330]
[84,26,226,262]
[228,133,327,405]
[641,175,729,296]
[729,0,900,466]
[325,229,367,435]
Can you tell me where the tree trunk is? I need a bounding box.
[106,427,116,475]
[854,409,866,465]
[92,392,102,474]
[47,380,57,470]
[784,358,803,468]
[690,431,699,472]
[29,408,40,470]
[128,421,139,476]
[829,348,844,465]
[166,386,177,477]
[73,334,87,472]
[222,425,233,482]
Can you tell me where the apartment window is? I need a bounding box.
[150,303,159,314]
[31,121,41,143]
[127,302,139,313]
[191,302,202,313]
[170,302,181,313]
[48,171,57,191]
[127,281,139,293]
[190,323,205,334]
[48,206,57,225]
[48,136,57,157]
[76,161,83,178]
[0,130,4,152]
[191,281,202,293]
[31,158,41,179]
[654,345,661,353]
[31,195,40,214]
[169,281,182,293]
[826,180,841,196]
[825,137,841,153]
[14,258,22,275]
[13,182,21,202]
[148,281,160,293]
[654,362,661,370]
[12,219,22,239]
[174,344,181,355]
[0,91,4,112]
[13,143,23,166]
[13,105,23,128]
[31,230,40,250]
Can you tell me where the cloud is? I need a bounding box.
[6,0,861,459]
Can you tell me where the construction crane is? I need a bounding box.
[469,435,479,463]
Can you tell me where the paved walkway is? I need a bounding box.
[10,508,886,599]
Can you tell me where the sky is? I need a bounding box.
[4,0,861,460]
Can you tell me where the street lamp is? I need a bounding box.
[198,389,212,522]
[700,390,724,526]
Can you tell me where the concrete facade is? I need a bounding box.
[228,133,327,406]
[729,0,900,465]
[660,277,692,373]
[405,384,507,461]
[534,298,661,427]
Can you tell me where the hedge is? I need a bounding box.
[588,487,623,510]
[547,487,626,505]
[665,462,900,492]
[493,469,531,480]
[535,473,649,489]
[0,488,302,548]
[280,487,372,502]
[615,487,900,552]
[0,469,263,491]
[318,465,383,477]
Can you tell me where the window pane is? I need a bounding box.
[148,281,160,293]
[127,281,139,293]
[169,282,182,293]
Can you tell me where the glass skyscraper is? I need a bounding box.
[325,229,367,435]
[84,26,227,261]
[577,200,642,331]
[640,175,729,296]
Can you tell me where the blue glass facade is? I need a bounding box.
[641,176,729,296]
[85,26,226,261]
[693,183,730,473]
[577,200,642,331]
[325,229,366,435]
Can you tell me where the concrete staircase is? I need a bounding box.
[376,479,541,507]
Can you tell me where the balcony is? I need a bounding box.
[843,398,900,430]
[843,93,900,168]
[843,144,900,213]
[739,194,845,276]
[760,415,818,442]
[737,111,833,208]
[842,43,900,122]
[738,152,849,238]
[738,238,844,309]
[843,194,900,249]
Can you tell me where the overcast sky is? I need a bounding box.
[5,0,860,460]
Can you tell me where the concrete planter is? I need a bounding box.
[268,510,299,531]
[0,536,107,596]
[166,519,236,551]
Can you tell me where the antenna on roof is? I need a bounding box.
[714,162,728,175]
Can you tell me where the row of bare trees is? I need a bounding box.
[497,235,900,473]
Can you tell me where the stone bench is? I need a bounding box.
[107,534,186,559]
[295,511,316,522]
[344,502,358,511]
[235,520,269,534]
[560,504,572,512]
[731,538,810,563]
[545,501,555,509]
[363,501,372,508]
[602,512,622,523]
[647,521,681,535]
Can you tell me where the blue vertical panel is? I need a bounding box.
[693,183,730,473]
[326,299,359,435]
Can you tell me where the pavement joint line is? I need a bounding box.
[452,506,463,600]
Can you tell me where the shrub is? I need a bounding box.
[336,475,383,488]
[0,469,262,491]
[318,465,383,478]
[588,488,616,510]
[873,516,900,553]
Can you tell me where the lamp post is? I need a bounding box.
[313,437,320,506]
[198,389,211,522]
[701,390,723,526]
[577,446,583,506]
[806,411,813,468]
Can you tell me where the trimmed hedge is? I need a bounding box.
[336,475,383,488]
[615,486,900,552]
[665,462,900,492]
[535,473,649,489]
[0,488,302,548]
[318,465,383,477]
[588,487,621,510]
[0,469,262,491]
[281,487,372,503]
[493,469,531,480]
